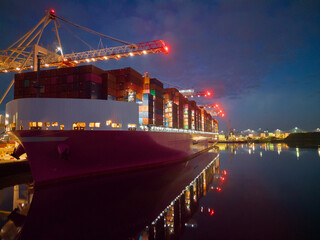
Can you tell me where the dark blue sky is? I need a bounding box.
[1,0,319,132]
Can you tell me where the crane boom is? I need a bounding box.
[179,89,212,98]
[0,40,167,73]
[203,103,225,117]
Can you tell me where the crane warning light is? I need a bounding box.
[210,209,215,216]
[222,113,225,117]
[207,91,212,96]
[50,9,55,15]
[215,104,219,108]
[164,46,169,54]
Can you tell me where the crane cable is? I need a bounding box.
[155,78,183,90]
[54,14,133,46]
[60,22,94,50]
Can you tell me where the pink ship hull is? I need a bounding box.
[10,130,216,184]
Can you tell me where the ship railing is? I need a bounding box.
[139,125,218,135]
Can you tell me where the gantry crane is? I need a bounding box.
[203,103,225,117]
[0,9,168,104]
[179,89,212,98]
[143,79,213,99]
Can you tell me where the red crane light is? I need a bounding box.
[207,91,211,96]
[210,209,215,216]
[50,9,55,15]
[164,46,169,53]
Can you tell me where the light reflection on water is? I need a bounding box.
[181,143,320,240]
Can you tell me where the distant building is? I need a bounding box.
[219,134,226,141]
[260,133,266,138]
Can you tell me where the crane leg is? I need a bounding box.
[0,78,15,105]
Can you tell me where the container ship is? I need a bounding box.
[5,65,218,184]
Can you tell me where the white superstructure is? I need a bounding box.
[5,98,139,131]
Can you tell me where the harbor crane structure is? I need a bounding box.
[144,78,213,99]
[179,89,213,98]
[0,9,169,104]
[203,103,225,117]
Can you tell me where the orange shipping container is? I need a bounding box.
[142,118,153,125]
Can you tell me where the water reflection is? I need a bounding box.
[217,143,320,161]
[137,156,223,239]
[1,147,221,240]
[217,143,291,156]
[218,143,292,155]
[277,143,282,155]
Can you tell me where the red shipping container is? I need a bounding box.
[51,77,56,84]
[67,75,73,83]
[84,73,102,84]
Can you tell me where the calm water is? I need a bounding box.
[0,144,320,239]
[181,143,320,240]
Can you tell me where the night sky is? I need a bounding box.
[1,0,319,132]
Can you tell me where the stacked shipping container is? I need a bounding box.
[101,72,116,100]
[139,93,154,125]
[163,101,178,128]
[14,65,104,100]
[164,88,184,129]
[189,100,197,130]
[139,73,154,125]
[183,98,192,130]
[195,107,201,131]
[107,67,143,103]
[149,77,164,126]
